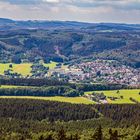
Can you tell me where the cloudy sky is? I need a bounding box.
[0,0,140,23]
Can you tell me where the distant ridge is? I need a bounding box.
[0,18,140,31]
[0,18,140,68]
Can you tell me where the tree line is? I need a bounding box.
[0,99,140,125]
[0,99,99,121]
[0,86,83,97]
[0,78,131,92]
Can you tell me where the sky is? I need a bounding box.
[0,0,140,23]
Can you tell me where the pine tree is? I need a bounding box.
[135,135,140,140]
[109,129,114,140]
[57,127,67,140]
[68,134,73,140]
[109,130,120,140]
[113,130,119,140]
[38,135,44,140]
[19,136,25,140]
[73,133,80,140]
[45,134,54,140]
[92,125,103,140]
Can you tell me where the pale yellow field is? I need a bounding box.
[0,63,11,75]
[13,63,32,76]
[0,96,95,104]
[0,62,58,76]
[0,85,33,88]
[43,61,58,69]
[0,63,32,76]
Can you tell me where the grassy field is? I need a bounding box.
[0,85,140,104]
[0,86,140,104]
[0,63,32,76]
[12,63,32,76]
[0,85,94,104]
[0,61,58,76]
[43,61,58,69]
[0,85,33,88]
[85,89,140,104]
[0,96,95,104]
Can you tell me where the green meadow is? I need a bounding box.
[0,85,140,104]
[0,63,32,76]
[0,85,32,88]
[0,96,94,104]
[0,61,58,76]
[0,85,94,104]
[43,61,58,69]
[0,62,140,104]
[85,89,140,104]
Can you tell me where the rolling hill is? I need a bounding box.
[0,18,140,68]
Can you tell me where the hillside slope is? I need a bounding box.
[0,19,140,68]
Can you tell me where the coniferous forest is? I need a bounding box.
[0,98,139,140]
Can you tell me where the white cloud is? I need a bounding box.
[0,0,139,23]
[42,0,60,3]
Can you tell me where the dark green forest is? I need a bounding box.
[0,78,131,97]
[0,99,140,139]
[0,86,82,97]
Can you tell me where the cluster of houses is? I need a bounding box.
[83,91,125,104]
[49,60,140,86]
[1,59,140,86]
[84,92,108,104]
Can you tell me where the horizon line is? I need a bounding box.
[0,17,140,25]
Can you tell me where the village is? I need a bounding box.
[48,60,140,86]
[1,59,140,86]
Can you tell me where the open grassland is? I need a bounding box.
[0,63,32,76]
[12,63,32,76]
[85,89,140,104]
[43,61,58,69]
[0,85,33,88]
[0,63,10,74]
[0,96,95,104]
[0,61,58,76]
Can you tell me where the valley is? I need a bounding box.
[0,18,140,140]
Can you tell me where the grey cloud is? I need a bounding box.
[0,0,60,5]
[0,0,40,4]
[1,0,140,11]
[0,0,139,23]
[67,0,140,11]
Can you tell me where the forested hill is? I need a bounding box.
[0,18,140,30]
[0,18,140,68]
[0,18,93,30]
